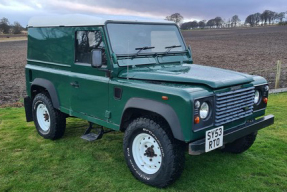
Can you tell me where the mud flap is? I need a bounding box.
[24,96,33,122]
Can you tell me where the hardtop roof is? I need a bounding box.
[28,14,174,28]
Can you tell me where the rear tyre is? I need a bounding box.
[221,132,257,154]
[32,93,66,140]
[123,117,185,188]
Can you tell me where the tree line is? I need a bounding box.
[245,10,286,27]
[0,17,24,34]
[165,10,286,30]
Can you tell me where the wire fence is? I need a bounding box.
[247,61,287,89]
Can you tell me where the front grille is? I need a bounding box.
[215,86,255,126]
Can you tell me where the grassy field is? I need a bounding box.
[0,93,286,192]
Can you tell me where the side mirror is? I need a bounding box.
[91,49,102,68]
[187,45,192,58]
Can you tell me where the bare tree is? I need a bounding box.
[0,17,10,34]
[214,17,223,28]
[253,13,261,26]
[190,21,198,29]
[245,14,256,27]
[276,12,285,22]
[12,22,23,34]
[260,14,265,25]
[231,15,241,27]
[206,19,215,28]
[268,11,276,24]
[180,22,191,30]
[198,20,206,29]
[261,10,270,25]
[180,20,199,30]
[165,13,184,25]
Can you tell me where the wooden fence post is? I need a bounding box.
[275,60,282,89]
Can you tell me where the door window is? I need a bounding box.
[75,30,107,66]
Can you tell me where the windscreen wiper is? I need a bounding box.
[132,46,155,58]
[165,45,182,55]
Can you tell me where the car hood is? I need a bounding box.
[118,64,254,89]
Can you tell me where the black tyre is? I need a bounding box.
[221,132,257,154]
[32,93,66,140]
[123,117,185,188]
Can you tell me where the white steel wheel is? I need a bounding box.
[36,103,51,132]
[132,133,162,174]
[32,93,66,140]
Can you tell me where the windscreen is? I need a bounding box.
[107,23,185,55]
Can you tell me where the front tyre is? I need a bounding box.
[32,93,66,140]
[123,118,185,188]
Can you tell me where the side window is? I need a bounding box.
[75,30,107,66]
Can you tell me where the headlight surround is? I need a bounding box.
[265,85,269,91]
[254,90,260,104]
[199,102,210,119]
[253,84,269,112]
[193,96,214,131]
[194,100,200,109]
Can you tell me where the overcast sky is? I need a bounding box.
[0,0,287,26]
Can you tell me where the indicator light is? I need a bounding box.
[194,116,200,124]
[162,96,169,100]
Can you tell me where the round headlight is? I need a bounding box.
[254,90,260,104]
[200,102,209,119]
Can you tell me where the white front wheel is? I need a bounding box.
[123,118,185,188]
[132,133,162,174]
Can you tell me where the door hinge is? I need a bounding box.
[105,110,111,119]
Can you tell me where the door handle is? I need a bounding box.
[70,82,79,88]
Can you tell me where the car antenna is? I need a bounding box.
[127,40,130,81]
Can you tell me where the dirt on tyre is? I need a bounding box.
[221,132,257,154]
[123,117,185,188]
[32,93,66,140]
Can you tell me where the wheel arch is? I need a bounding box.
[120,98,185,141]
[30,78,60,109]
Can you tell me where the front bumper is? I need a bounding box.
[189,114,274,155]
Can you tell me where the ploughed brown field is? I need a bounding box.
[0,26,287,106]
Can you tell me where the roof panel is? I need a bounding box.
[28,14,174,27]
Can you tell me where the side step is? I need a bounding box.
[81,122,113,142]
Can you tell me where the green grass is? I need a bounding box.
[0,93,287,192]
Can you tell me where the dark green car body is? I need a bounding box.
[24,20,274,152]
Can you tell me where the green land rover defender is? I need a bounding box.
[24,15,274,187]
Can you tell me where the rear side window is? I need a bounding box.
[75,30,107,65]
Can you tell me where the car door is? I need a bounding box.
[71,27,110,121]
